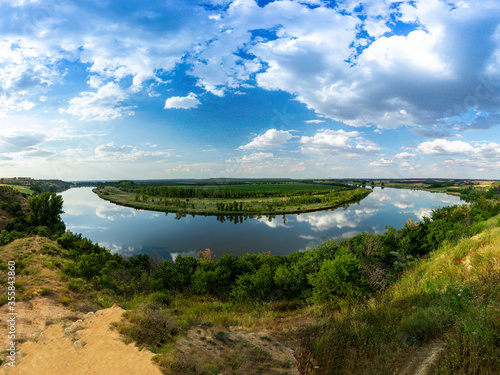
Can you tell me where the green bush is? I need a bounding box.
[39,288,53,296]
[231,264,275,302]
[308,247,368,303]
[57,233,75,249]
[148,291,172,306]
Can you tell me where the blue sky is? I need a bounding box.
[0,0,499,180]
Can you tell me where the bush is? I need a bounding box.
[308,247,369,303]
[39,288,53,296]
[118,305,179,352]
[148,291,172,306]
[231,264,275,302]
[57,233,75,249]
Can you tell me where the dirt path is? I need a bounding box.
[399,339,447,375]
[2,304,162,375]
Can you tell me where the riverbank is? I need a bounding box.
[93,185,372,215]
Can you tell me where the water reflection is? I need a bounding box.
[60,187,463,258]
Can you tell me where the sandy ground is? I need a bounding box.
[1,304,162,375]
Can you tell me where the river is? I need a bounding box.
[60,187,463,260]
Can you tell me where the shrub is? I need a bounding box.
[308,247,369,303]
[148,291,172,306]
[57,233,75,249]
[118,305,179,352]
[39,288,53,296]
[231,264,274,302]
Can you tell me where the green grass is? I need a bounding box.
[294,215,500,374]
[0,184,34,195]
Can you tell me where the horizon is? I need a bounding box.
[1,0,499,180]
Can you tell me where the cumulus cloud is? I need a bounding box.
[300,129,380,154]
[368,158,393,167]
[3,0,500,132]
[0,37,61,116]
[239,152,273,162]
[415,139,500,175]
[239,129,293,150]
[184,0,500,130]
[164,93,201,109]
[60,83,135,121]
[417,139,476,155]
[395,152,417,159]
[411,127,452,138]
[95,142,171,162]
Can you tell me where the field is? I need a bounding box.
[0,184,34,195]
[93,182,371,215]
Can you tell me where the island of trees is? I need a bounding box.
[92,179,372,215]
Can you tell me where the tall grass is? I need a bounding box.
[296,217,500,374]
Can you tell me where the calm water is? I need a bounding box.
[60,187,463,260]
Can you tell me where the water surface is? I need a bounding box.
[61,187,463,260]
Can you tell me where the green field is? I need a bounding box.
[0,184,34,195]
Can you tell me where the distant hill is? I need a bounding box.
[0,178,70,194]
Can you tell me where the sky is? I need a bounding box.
[0,0,499,181]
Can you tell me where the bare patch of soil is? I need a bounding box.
[0,297,79,346]
[1,304,163,375]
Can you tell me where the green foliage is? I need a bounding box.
[28,192,64,229]
[57,232,75,249]
[39,288,53,296]
[308,247,368,303]
[231,264,275,302]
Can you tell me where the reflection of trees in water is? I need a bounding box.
[216,214,252,224]
[165,198,363,225]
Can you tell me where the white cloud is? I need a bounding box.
[395,152,417,159]
[301,129,359,151]
[417,139,475,155]
[239,152,273,162]
[368,158,393,167]
[164,92,201,109]
[239,129,293,150]
[60,82,135,121]
[95,142,171,162]
[304,119,325,124]
[0,37,61,116]
[186,0,500,130]
[300,129,380,154]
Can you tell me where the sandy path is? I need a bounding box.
[2,304,162,375]
[399,339,447,375]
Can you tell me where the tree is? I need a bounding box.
[27,192,65,231]
[308,247,368,303]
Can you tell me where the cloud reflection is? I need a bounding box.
[95,204,136,221]
[101,242,143,255]
[256,215,291,228]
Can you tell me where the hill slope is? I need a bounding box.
[0,186,28,230]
